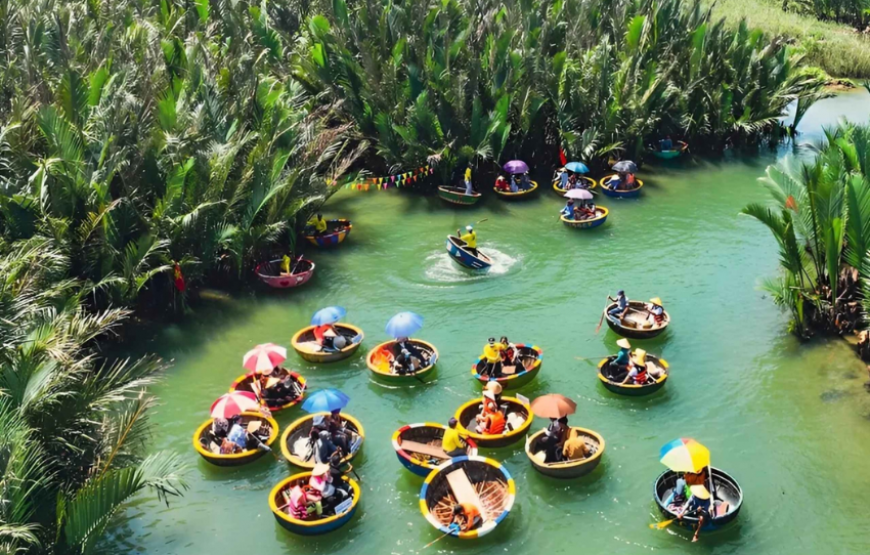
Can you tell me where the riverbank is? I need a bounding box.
[713,0,870,78]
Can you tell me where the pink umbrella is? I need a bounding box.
[210,391,260,418]
[243,343,287,374]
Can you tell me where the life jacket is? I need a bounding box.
[484,411,506,435]
[633,368,648,384]
[289,486,310,520]
[501,346,516,363]
[482,397,499,416]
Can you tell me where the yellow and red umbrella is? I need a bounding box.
[243,343,287,374]
[659,438,710,473]
[210,391,260,419]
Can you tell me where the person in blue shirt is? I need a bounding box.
[560,199,576,220]
[676,484,713,543]
[558,169,570,190]
[607,290,629,320]
[227,416,248,451]
[659,135,674,152]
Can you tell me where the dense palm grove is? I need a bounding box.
[782,0,869,28]
[0,0,831,552]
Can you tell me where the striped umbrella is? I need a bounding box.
[210,391,260,419]
[243,343,287,374]
[659,438,710,473]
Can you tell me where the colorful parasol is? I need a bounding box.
[530,394,577,419]
[210,391,260,419]
[659,438,710,473]
[243,343,287,374]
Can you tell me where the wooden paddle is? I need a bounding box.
[422,529,456,550]
[594,301,609,334]
[475,218,488,225]
[649,518,676,530]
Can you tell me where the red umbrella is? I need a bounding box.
[243,343,287,374]
[530,394,577,419]
[210,391,260,419]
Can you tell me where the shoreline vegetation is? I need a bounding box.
[0,0,859,552]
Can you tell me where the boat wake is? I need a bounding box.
[423,244,519,282]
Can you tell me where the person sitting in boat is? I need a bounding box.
[540,417,565,463]
[659,136,674,152]
[620,349,652,385]
[676,484,713,543]
[452,503,482,532]
[562,428,591,461]
[560,199,577,221]
[495,175,510,192]
[520,173,532,190]
[499,336,518,367]
[607,290,630,320]
[576,200,597,220]
[609,338,632,380]
[259,368,302,406]
[306,213,328,235]
[327,409,352,453]
[480,337,505,377]
[442,417,467,458]
[509,174,522,192]
[647,297,665,326]
[223,415,248,452]
[392,348,419,375]
[614,172,636,191]
[484,381,504,411]
[211,417,230,440]
[685,467,709,488]
[394,336,426,367]
[308,462,349,514]
[476,392,506,435]
[315,429,339,465]
[286,483,320,520]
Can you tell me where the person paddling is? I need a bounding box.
[452,503,482,532]
[676,484,713,542]
[457,225,478,255]
[607,290,629,321]
[442,417,467,458]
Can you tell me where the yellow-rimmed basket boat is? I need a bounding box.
[494,180,538,199]
[524,427,605,478]
[597,355,669,396]
[269,472,361,535]
[470,344,542,390]
[604,301,670,339]
[552,175,597,194]
[280,412,365,469]
[366,339,438,384]
[454,396,532,448]
[392,423,479,477]
[419,456,515,539]
[560,207,609,229]
[228,369,306,413]
[600,175,644,198]
[291,323,364,363]
[193,412,278,467]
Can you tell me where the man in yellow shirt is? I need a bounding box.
[457,225,477,254]
[307,213,328,235]
[480,337,505,377]
[442,417,466,458]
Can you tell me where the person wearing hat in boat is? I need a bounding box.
[442,417,468,458]
[308,462,348,514]
[540,417,565,463]
[607,290,630,321]
[315,429,339,465]
[476,390,505,434]
[676,484,713,542]
[451,502,482,532]
[560,199,577,221]
[647,297,665,327]
[259,367,302,407]
[609,338,632,380]
[327,409,352,454]
[485,380,504,411]
[562,428,591,461]
[499,336,519,368]
[393,336,425,371]
[614,171,636,191]
[306,213,328,235]
[392,348,418,375]
[457,224,478,255]
[620,348,652,385]
[495,174,510,192]
[480,337,505,378]
[286,482,320,519]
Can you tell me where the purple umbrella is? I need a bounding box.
[503,160,529,174]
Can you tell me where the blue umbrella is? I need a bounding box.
[302,388,350,413]
[310,306,347,325]
[385,311,424,338]
[565,161,589,174]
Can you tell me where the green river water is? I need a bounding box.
[105,90,870,554]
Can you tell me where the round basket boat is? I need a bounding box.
[494,180,538,199]
[269,472,361,535]
[560,207,609,229]
[291,324,364,363]
[552,175,597,194]
[366,339,439,384]
[446,235,492,272]
[652,141,688,160]
[304,219,352,248]
[654,467,743,531]
[280,412,365,469]
[604,301,670,339]
[256,259,315,289]
[192,412,279,467]
[454,397,532,448]
[524,427,605,478]
[419,456,515,539]
[600,175,644,198]
[228,370,307,412]
[597,355,669,396]
[392,423,479,477]
[470,344,542,390]
[438,186,482,206]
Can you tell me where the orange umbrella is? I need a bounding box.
[530,394,577,419]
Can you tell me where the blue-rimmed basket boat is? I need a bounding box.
[552,175,597,194]
[269,472,361,535]
[193,412,279,467]
[652,141,688,160]
[446,235,492,272]
[438,186,482,206]
[420,456,515,539]
[494,180,538,199]
[560,207,609,229]
[471,344,542,390]
[604,301,670,339]
[525,427,605,478]
[597,355,669,396]
[454,397,532,448]
[654,467,743,531]
[304,218,352,247]
[600,175,644,198]
[392,423,478,477]
[280,412,365,469]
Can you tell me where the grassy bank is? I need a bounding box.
[713,0,870,78]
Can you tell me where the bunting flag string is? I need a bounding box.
[326,163,437,192]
